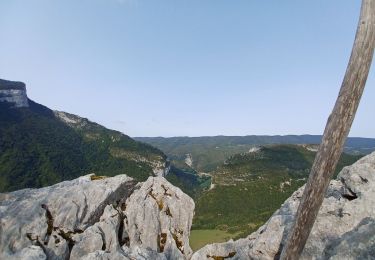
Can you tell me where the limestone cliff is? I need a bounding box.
[0,152,374,259]
[0,79,29,108]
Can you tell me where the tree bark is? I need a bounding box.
[280,0,375,259]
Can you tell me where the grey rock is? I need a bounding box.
[70,204,129,260]
[0,79,29,107]
[70,204,123,259]
[3,246,47,260]
[123,177,195,259]
[323,217,375,260]
[122,246,167,260]
[44,231,69,260]
[44,176,194,260]
[192,151,375,260]
[152,160,171,177]
[70,225,104,259]
[79,250,129,260]
[0,174,136,259]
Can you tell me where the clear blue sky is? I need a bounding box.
[0,0,374,137]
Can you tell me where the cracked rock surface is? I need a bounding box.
[124,177,195,259]
[192,152,375,260]
[0,174,194,260]
[0,174,136,259]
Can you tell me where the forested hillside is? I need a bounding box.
[0,100,167,192]
[192,144,362,242]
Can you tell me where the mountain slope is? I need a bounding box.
[0,99,167,192]
[192,144,362,240]
[192,151,375,259]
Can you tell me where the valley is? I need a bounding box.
[137,136,366,249]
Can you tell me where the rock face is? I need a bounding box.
[0,175,194,260]
[1,152,374,260]
[124,177,194,259]
[70,177,194,260]
[192,152,375,260]
[0,79,29,107]
[151,160,171,177]
[0,174,136,259]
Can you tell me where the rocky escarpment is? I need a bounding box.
[0,152,374,259]
[0,79,29,108]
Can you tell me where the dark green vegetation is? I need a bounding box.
[0,79,26,90]
[192,145,362,239]
[0,100,166,192]
[166,165,211,199]
[135,136,375,172]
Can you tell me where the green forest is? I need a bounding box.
[0,100,166,192]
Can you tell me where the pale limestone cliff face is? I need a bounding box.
[185,154,193,168]
[1,152,374,260]
[0,79,29,108]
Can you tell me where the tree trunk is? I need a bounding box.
[280,0,375,259]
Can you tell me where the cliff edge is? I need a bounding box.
[0,79,29,108]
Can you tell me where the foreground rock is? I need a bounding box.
[124,177,194,259]
[0,174,194,260]
[192,152,375,260]
[0,174,136,259]
[73,177,194,259]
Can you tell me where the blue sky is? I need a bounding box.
[0,0,374,137]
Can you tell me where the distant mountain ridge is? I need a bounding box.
[135,135,375,172]
[136,135,375,151]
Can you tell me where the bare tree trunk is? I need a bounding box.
[280,0,375,259]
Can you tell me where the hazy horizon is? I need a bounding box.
[1,0,374,138]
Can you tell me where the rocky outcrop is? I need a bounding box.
[0,174,136,259]
[192,152,375,260]
[0,79,29,107]
[0,175,194,260]
[70,177,194,260]
[185,154,193,168]
[124,177,194,259]
[151,160,171,177]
